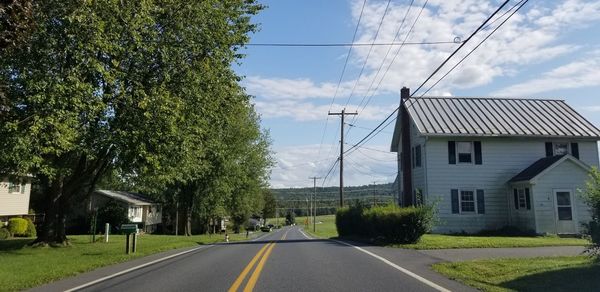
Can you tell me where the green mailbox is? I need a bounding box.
[121,224,138,254]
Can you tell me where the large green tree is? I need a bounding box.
[0,0,263,244]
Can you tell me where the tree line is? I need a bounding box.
[0,0,271,244]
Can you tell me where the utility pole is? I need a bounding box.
[328,109,357,208]
[372,181,377,206]
[309,176,321,232]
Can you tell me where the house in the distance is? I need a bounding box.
[91,190,162,233]
[0,176,32,221]
[391,88,600,234]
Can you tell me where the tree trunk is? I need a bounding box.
[185,206,192,236]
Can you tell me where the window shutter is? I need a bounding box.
[513,189,519,210]
[474,141,482,165]
[571,143,579,159]
[476,189,485,214]
[412,147,415,169]
[525,188,531,210]
[451,189,459,214]
[448,141,456,164]
[545,142,553,157]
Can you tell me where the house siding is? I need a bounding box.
[0,178,31,216]
[533,160,591,234]
[425,137,598,233]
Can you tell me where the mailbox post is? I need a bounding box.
[121,224,138,254]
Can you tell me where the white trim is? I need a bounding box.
[458,189,477,215]
[331,239,450,292]
[456,141,474,164]
[530,155,591,183]
[552,189,577,234]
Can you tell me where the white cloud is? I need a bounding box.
[270,144,397,188]
[580,106,600,113]
[493,51,600,96]
[254,100,396,122]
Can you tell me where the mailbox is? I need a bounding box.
[121,224,138,234]
[121,224,139,254]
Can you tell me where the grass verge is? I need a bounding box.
[432,256,600,291]
[0,232,259,292]
[296,215,338,239]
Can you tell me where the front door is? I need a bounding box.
[554,190,576,234]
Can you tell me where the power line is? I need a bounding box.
[418,0,529,97]
[342,0,511,156]
[315,0,368,177]
[245,40,459,47]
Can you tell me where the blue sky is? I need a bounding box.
[234,0,600,188]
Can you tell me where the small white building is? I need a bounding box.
[0,176,32,220]
[391,89,600,234]
[91,190,162,233]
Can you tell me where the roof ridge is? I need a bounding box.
[410,96,565,102]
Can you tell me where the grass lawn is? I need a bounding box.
[0,232,259,292]
[292,214,589,249]
[433,256,600,291]
[296,215,338,239]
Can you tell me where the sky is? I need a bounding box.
[234,0,600,189]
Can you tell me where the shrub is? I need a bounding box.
[582,167,600,251]
[0,228,10,239]
[336,203,435,244]
[7,218,28,236]
[97,199,130,233]
[25,218,37,237]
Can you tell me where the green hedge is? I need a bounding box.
[7,218,28,236]
[336,204,435,244]
[0,228,10,239]
[25,218,36,238]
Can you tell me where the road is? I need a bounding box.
[37,226,474,292]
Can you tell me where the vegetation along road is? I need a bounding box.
[33,226,473,292]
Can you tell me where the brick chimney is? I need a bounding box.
[400,87,413,207]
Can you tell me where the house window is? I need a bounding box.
[8,181,20,193]
[517,189,527,208]
[460,190,476,213]
[20,182,26,194]
[553,143,569,155]
[415,145,422,167]
[513,188,531,210]
[457,142,473,163]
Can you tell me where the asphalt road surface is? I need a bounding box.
[41,226,473,292]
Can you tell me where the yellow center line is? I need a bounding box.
[243,241,277,292]
[228,242,272,292]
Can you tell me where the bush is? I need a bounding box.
[0,228,10,239]
[7,218,28,236]
[25,218,36,237]
[336,203,435,244]
[582,167,600,251]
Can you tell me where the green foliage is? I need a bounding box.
[285,211,296,225]
[0,228,10,239]
[96,200,130,233]
[262,190,276,220]
[582,167,600,249]
[24,218,36,238]
[336,204,435,244]
[7,218,28,237]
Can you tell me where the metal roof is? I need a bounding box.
[509,154,591,183]
[403,97,600,138]
[94,190,157,206]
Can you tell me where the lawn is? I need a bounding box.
[0,232,259,292]
[433,256,600,291]
[293,214,590,249]
[296,215,338,239]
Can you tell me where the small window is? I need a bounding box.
[460,190,476,213]
[553,143,569,155]
[517,189,527,209]
[8,181,20,194]
[415,145,422,167]
[457,142,473,163]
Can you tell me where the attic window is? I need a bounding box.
[553,143,568,155]
[457,142,472,163]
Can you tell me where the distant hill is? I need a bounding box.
[271,183,397,216]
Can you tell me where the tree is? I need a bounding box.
[0,0,263,244]
[262,190,276,221]
[285,211,296,225]
[582,167,600,250]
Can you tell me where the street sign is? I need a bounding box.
[121,224,138,234]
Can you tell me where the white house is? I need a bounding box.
[390,88,600,234]
[91,190,162,233]
[0,176,32,220]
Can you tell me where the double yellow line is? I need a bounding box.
[228,230,289,292]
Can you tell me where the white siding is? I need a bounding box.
[533,160,591,234]
[0,178,31,216]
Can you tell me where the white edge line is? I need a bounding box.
[66,231,271,291]
[65,245,209,292]
[298,228,313,240]
[331,239,451,292]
